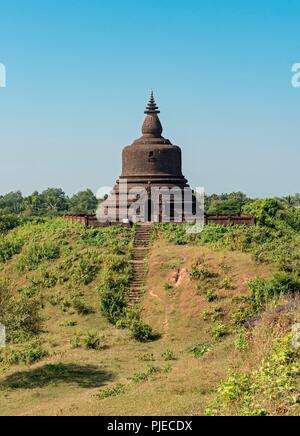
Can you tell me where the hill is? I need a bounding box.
[0,203,299,416]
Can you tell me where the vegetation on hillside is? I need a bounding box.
[0,189,99,216]
[156,197,300,416]
[0,219,154,369]
[1,189,300,217]
[0,196,299,416]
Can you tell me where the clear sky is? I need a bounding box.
[0,0,299,197]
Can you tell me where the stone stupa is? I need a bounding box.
[98,92,197,223]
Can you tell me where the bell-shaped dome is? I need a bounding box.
[121,92,187,182]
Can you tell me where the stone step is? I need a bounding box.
[127,225,153,304]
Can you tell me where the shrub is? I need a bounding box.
[162,350,176,361]
[70,332,105,350]
[131,366,161,383]
[203,307,224,322]
[217,372,251,402]
[163,283,173,291]
[66,252,100,285]
[248,272,300,313]
[70,334,81,349]
[219,277,235,290]
[71,292,92,315]
[0,215,21,233]
[82,332,105,350]
[205,335,300,416]
[235,333,250,352]
[100,286,127,324]
[96,383,126,399]
[61,320,77,327]
[99,256,132,325]
[191,344,210,358]
[30,269,58,289]
[130,319,155,342]
[163,364,173,373]
[1,339,48,366]
[206,290,217,302]
[0,237,24,263]
[138,353,155,362]
[212,322,229,341]
[0,280,42,343]
[243,198,282,226]
[18,242,60,271]
[190,266,218,281]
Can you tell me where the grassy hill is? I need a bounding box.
[0,206,299,416]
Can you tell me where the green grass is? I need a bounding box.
[0,210,299,416]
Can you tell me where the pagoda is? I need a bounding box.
[98,93,198,223]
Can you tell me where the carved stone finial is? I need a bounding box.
[142,91,163,137]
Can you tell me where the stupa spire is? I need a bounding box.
[141,91,163,137]
[144,91,160,115]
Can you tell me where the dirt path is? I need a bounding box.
[149,289,170,337]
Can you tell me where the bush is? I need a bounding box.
[18,242,60,271]
[70,332,105,350]
[131,366,161,383]
[191,344,210,358]
[0,237,24,263]
[235,333,249,352]
[0,215,21,234]
[71,292,92,315]
[130,319,155,342]
[0,280,42,343]
[138,353,155,362]
[162,350,176,361]
[248,272,300,313]
[206,290,217,302]
[96,383,126,399]
[190,266,218,281]
[203,307,224,322]
[1,339,48,366]
[82,332,105,350]
[30,269,58,289]
[212,322,229,341]
[61,320,77,327]
[63,251,100,285]
[243,199,282,226]
[205,335,300,416]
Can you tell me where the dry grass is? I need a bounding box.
[0,233,297,416]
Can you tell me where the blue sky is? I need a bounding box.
[0,0,299,197]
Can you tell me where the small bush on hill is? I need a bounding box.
[0,279,42,343]
[205,335,300,416]
[212,322,229,341]
[191,344,210,358]
[0,339,48,366]
[18,242,60,271]
[96,383,126,399]
[0,215,22,234]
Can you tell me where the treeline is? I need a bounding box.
[0,189,299,217]
[0,188,100,216]
[205,192,300,215]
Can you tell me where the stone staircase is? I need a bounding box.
[127,223,153,305]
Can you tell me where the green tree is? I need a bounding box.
[243,198,282,225]
[69,189,98,215]
[207,199,242,215]
[39,188,69,216]
[23,191,44,216]
[206,192,249,215]
[0,191,24,215]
